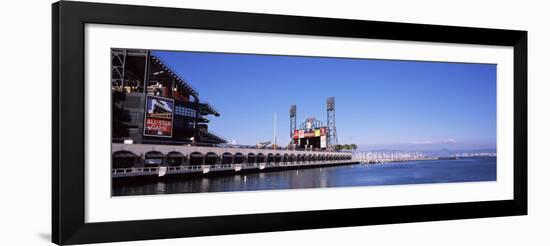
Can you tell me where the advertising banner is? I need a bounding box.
[320,127,327,136]
[143,95,174,137]
[321,135,327,148]
[297,127,327,139]
[304,130,315,138]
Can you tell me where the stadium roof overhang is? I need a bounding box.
[199,102,220,117]
[112,48,199,99]
[150,55,199,98]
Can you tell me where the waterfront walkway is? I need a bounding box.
[112,143,354,178]
[112,159,358,178]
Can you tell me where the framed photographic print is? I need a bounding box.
[52,1,527,245]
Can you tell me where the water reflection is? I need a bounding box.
[200,178,209,192]
[156,182,165,194]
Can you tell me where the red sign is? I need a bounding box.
[293,130,299,139]
[320,127,327,136]
[143,95,174,137]
[145,118,172,136]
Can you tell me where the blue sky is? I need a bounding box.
[154,50,496,151]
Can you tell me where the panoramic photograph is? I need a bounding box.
[111,48,497,196]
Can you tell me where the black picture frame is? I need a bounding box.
[52,1,527,245]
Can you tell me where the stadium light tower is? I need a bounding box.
[290,105,297,142]
[326,97,338,149]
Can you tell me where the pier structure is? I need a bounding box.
[353,151,437,164]
[112,143,354,178]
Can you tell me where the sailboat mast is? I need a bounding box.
[273,112,277,148]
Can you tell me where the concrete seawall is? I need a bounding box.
[112,143,355,180]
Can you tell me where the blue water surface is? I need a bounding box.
[112,157,496,196]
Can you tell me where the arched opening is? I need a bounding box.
[312,154,318,162]
[256,153,266,163]
[289,154,295,163]
[166,151,187,166]
[307,154,313,162]
[189,152,204,166]
[144,151,164,166]
[267,153,274,164]
[247,153,256,164]
[234,153,245,164]
[283,154,289,163]
[296,154,302,163]
[112,150,139,168]
[222,152,234,164]
[320,155,325,161]
[274,153,282,163]
[205,152,220,165]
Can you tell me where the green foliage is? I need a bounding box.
[334,144,357,151]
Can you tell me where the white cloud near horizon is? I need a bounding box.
[443,138,457,144]
[410,138,456,145]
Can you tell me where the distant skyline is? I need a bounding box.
[154,50,496,151]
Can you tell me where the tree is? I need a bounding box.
[350,144,357,151]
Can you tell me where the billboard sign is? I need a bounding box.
[143,95,174,137]
[293,130,299,139]
[303,130,315,138]
[320,127,327,136]
[296,127,327,139]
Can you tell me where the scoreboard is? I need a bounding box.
[293,127,327,149]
